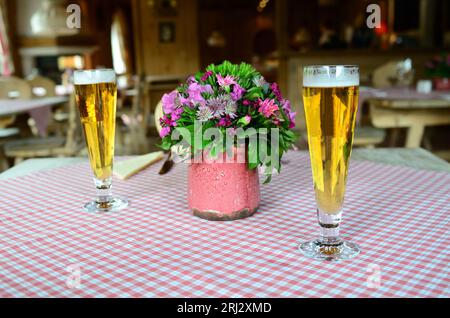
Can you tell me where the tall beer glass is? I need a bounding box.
[300,65,359,260]
[74,69,128,212]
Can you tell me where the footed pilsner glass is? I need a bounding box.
[300,65,360,261]
[74,69,128,212]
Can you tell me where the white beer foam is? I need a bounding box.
[303,65,359,87]
[73,69,116,85]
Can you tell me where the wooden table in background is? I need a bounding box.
[0,96,69,136]
[362,88,450,148]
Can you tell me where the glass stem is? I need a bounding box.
[94,177,113,205]
[317,209,343,246]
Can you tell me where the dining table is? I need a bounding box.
[360,87,450,148]
[0,148,449,298]
[0,96,69,136]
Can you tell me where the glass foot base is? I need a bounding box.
[83,197,129,213]
[299,239,360,261]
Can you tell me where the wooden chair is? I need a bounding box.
[352,60,413,148]
[116,75,151,154]
[0,77,33,170]
[27,75,56,98]
[154,100,163,134]
[353,126,386,148]
[372,59,414,88]
[0,76,32,133]
[26,75,55,136]
[4,94,83,165]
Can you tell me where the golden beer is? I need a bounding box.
[73,69,128,212]
[299,65,360,261]
[75,82,117,180]
[303,86,358,214]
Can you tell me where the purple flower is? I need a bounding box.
[216,74,236,87]
[281,99,291,111]
[197,106,214,122]
[281,99,296,128]
[171,107,184,121]
[271,83,282,100]
[206,96,227,118]
[201,71,213,82]
[187,83,213,105]
[187,75,197,84]
[162,90,178,114]
[159,126,171,138]
[230,84,246,101]
[179,96,191,107]
[258,99,279,118]
[288,111,296,128]
[224,98,237,118]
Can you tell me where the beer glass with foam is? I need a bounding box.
[74,69,128,212]
[300,65,360,260]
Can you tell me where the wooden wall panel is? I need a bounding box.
[133,0,199,76]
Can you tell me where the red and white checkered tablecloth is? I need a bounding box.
[0,151,449,298]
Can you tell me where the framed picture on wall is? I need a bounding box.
[159,22,175,43]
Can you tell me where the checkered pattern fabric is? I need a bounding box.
[1,151,449,297]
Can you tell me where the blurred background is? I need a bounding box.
[0,0,449,171]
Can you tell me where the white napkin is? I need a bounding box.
[113,151,165,180]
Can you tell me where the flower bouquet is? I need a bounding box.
[159,61,297,220]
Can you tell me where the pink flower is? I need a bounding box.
[162,90,178,114]
[159,126,171,138]
[237,114,251,126]
[201,71,213,81]
[242,99,250,106]
[230,84,246,101]
[258,99,279,118]
[217,116,232,127]
[216,74,236,87]
[271,83,282,100]
[160,115,175,127]
[227,127,237,136]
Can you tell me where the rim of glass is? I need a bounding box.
[73,68,116,85]
[73,68,115,74]
[303,65,359,70]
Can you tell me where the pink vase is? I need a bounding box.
[187,150,260,221]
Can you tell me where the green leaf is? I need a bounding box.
[247,144,258,170]
[244,87,263,100]
[157,137,172,151]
